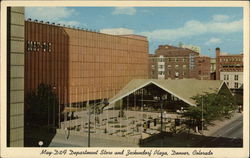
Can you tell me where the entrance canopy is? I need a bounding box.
[104,79,227,110]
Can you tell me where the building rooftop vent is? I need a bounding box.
[27,18,32,21]
[40,20,43,23]
[34,19,38,22]
[52,22,55,25]
[46,21,50,24]
[57,23,60,26]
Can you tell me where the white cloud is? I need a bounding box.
[112,7,136,15]
[58,20,81,27]
[212,14,230,22]
[25,7,77,23]
[25,7,74,21]
[205,38,221,45]
[140,18,242,41]
[100,28,134,35]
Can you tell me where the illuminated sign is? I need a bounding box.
[27,41,52,52]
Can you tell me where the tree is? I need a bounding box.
[181,90,237,129]
[25,83,60,127]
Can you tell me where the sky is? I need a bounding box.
[25,7,243,57]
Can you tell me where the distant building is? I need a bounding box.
[194,56,211,80]
[215,47,243,89]
[148,45,210,80]
[210,58,216,80]
[181,44,201,54]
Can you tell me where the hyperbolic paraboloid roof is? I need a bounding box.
[104,79,226,109]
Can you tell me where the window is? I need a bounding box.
[175,58,178,62]
[158,71,164,75]
[226,82,229,86]
[168,58,171,62]
[175,65,179,69]
[224,74,229,80]
[235,75,239,81]
[167,65,172,69]
[183,71,186,76]
[175,72,179,77]
[234,82,239,88]
[183,65,187,69]
[151,65,155,69]
[168,71,171,75]
[183,58,186,62]
[158,65,163,69]
[198,70,201,75]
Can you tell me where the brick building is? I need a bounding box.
[24,20,149,105]
[215,47,243,89]
[194,56,211,80]
[148,45,210,80]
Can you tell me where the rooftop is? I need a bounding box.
[106,79,227,109]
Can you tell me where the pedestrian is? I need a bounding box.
[66,127,70,139]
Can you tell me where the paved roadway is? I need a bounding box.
[202,115,243,147]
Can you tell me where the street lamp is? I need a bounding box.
[52,86,57,130]
[201,96,204,133]
[87,98,109,147]
[153,96,163,133]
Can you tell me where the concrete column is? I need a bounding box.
[7,7,25,147]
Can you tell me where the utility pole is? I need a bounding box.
[87,100,90,147]
[160,100,163,133]
[201,96,204,133]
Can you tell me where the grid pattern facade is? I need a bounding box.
[25,21,149,104]
[149,45,200,79]
[25,21,69,104]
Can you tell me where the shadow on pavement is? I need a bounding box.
[139,132,242,148]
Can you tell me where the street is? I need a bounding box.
[201,114,243,147]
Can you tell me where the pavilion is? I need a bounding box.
[104,79,232,112]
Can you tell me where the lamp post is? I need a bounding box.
[201,96,204,133]
[87,99,109,147]
[52,86,57,130]
[153,96,163,133]
[154,96,164,147]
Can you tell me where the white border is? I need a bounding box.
[0,1,249,158]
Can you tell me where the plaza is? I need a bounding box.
[57,79,231,145]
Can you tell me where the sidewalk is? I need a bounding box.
[202,112,243,136]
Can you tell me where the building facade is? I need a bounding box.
[215,47,243,89]
[193,56,211,80]
[148,45,210,80]
[7,7,25,147]
[220,71,243,89]
[181,44,201,54]
[24,20,149,105]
